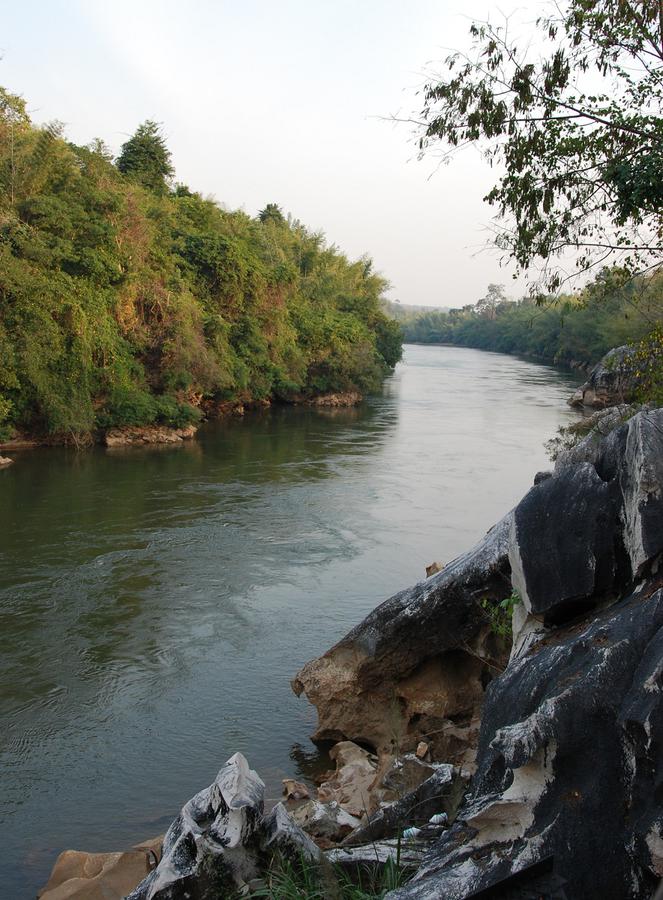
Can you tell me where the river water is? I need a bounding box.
[0,345,582,897]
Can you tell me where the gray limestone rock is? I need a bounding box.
[292,514,513,761]
[127,753,319,900]
[569,345,639,408]
[386,588,663,900]
[510,463,621,624]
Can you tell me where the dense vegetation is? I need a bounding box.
[0,90,402,443]
[394,272,663,374]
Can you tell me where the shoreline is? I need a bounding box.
[0,392,364,454]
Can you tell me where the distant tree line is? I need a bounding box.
[394,271,662,394]
[0,92,402,441]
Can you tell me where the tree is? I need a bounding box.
[117,120,174,194]
[476,283,507,319]
[258,202,285,225]
[415,0,663,293]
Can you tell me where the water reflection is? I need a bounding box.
[0,346,581,897]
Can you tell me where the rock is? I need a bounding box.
[282,778,310,801]
[127,752,319,899]
[343,764,467,848]
[0,436,39,450]
[425,562,444,577]
[301,392,362,407]
[386,587,663,900]
[38,842,161,900]
[378,754,437,802]
[553,408,663,582]
[0,455,14,467]
[569,345,640,408]
[292,514,513,762]
[104,425,197,447]
[261,801,321,864]
[533,470,551,485]
[328,838,426,876]
[617,408,663,578]
[317,741,379,817]
[289,799,361,843]
[414,741,429,760]
[510,463,621,625]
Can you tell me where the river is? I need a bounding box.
[0,344,582,897]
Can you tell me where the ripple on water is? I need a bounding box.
[0,345,583,897]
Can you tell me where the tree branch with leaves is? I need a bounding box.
[416,0,663,293]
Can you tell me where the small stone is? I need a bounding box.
[415,741,429,760]
[282,778,311,801]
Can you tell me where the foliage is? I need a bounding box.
[258,202,286,225]
[416,1,663,291]
[116,120,174,194]
[480,591,520,639]
[249,852,408,899]
[545,405,638,460]
[0,91,401,441]
[632,326,663,406]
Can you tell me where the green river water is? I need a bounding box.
[0,344,582,897]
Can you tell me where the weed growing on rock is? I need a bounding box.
[249,852,408,899]
[480,592,521,639]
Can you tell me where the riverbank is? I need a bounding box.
[0,346,583,898]
[0,392,364,453]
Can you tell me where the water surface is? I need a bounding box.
[0,345,582,896]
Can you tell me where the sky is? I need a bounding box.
[1,0,534,308]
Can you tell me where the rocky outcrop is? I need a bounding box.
[381,408,663,899]
[569,344,640,408]
[103,425,197,447]
[343,763,468,848]
[127,752,319,899]
[387,585,663,899]
[296,391,363,407]
[292,515,513,765]
[510,462,622,625]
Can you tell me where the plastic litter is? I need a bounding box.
[402,827,422,840]
[429,813,448,826]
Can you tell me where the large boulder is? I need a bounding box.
[569,345,640,408]
[127,753,319,900]
[292,515,513,764]
[386,587,663,900]
[509,463,621,624]
[618,409,663,578]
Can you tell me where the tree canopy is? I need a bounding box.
[416,0,663,292]
[0,94,401,442]
[116,120,174,194]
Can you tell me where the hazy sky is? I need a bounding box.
[1,0,532,307]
